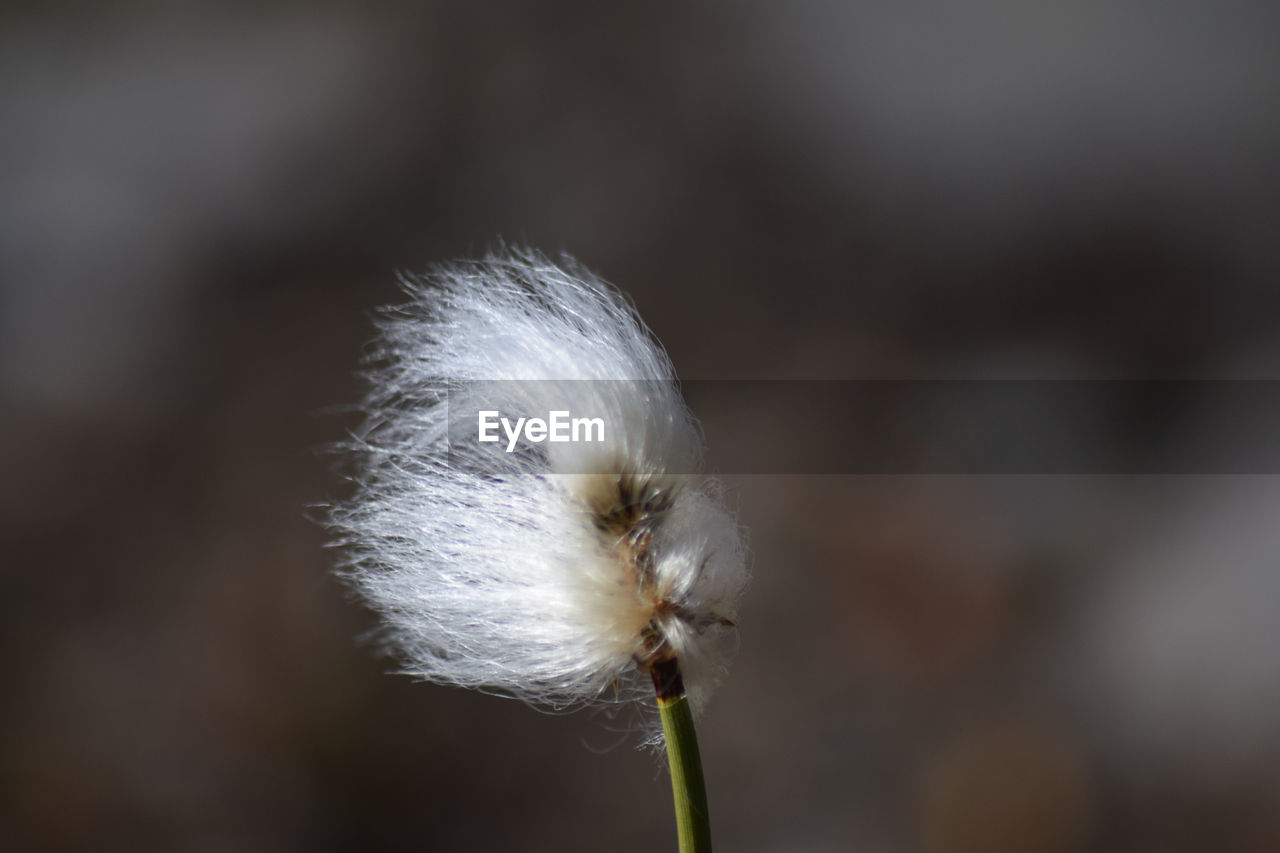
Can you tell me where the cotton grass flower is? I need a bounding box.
[330,249,747,850]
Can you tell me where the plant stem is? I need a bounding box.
[653,659,712,852]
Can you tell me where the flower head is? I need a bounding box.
[330,249,748,727]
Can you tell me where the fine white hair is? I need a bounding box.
[330,249,748,732]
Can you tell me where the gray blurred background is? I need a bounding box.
[3,2,1280,851]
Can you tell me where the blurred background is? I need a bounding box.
[3,2,1280,851]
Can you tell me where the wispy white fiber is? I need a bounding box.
[330,249,748,733]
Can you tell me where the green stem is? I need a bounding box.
[656,680,712,852]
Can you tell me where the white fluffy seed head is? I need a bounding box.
[329,249,748,734]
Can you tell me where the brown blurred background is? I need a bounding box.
[3,2,1280,851]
